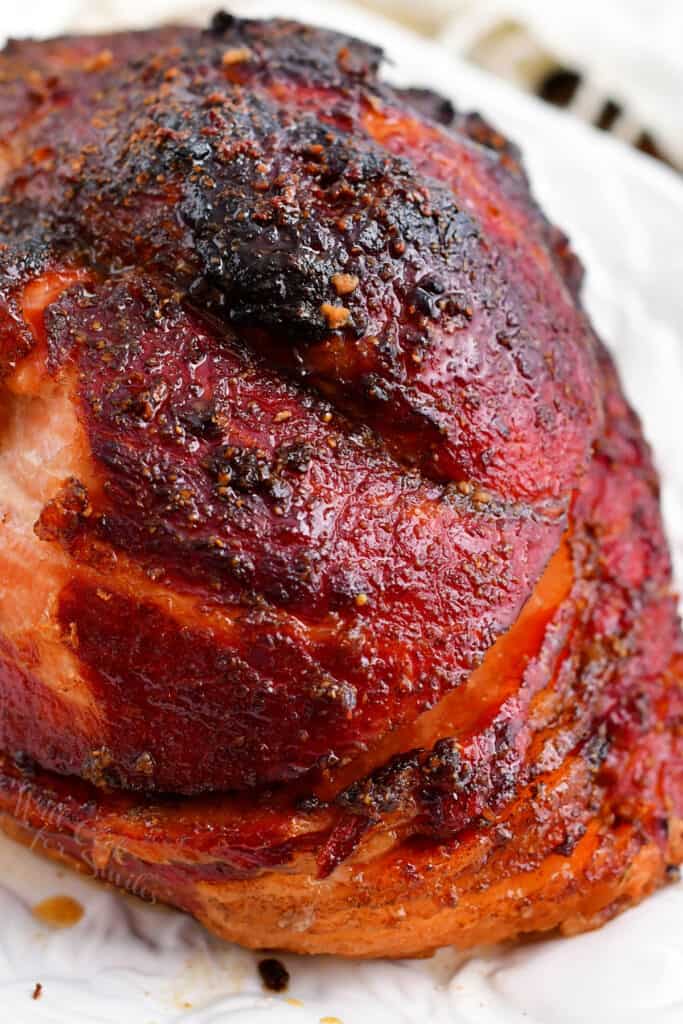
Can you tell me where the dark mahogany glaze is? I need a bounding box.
[0,17,602,793]
[0,16,680,957]
[0,347,679,951]
[0,17,600,504]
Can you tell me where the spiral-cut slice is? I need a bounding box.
[0,344,680,957]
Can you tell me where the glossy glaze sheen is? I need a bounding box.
[0,343,680,955]
[0,16,599,793]
[0,15,680,957]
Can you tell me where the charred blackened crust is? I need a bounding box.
[0,15,599,500]
[0,15,600,793]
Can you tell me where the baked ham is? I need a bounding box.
[0,14,680,957]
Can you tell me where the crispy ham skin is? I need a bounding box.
[0,15,680,956]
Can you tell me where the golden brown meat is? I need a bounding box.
[0,14,680,957]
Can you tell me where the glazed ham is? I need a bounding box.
[0,14,680,957]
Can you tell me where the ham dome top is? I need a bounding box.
[0,13,680,956]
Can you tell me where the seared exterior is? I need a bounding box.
[0,15,680,956]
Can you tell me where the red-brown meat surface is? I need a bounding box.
[0,15,680,957]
